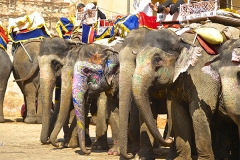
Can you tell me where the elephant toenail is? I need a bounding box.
[113,151,119,156]
[108,150,113,155]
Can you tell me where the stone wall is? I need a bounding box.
[0,0,74,34]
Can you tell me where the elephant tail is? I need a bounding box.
[13,58,39,82]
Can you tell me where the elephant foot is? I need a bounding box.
[91,136,109,151]
[62,137,78,148]
[134,153,155,160]
[0,116,4,123]
[107,140,119,156]
[24,116,37,124]
[136,148,155,160]
[36,116,42,124]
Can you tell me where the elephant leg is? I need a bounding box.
[63,116,70,139]
[166,100,177,159]
[128,100,140,154]
[136,115,155,160]
[230,124,239,160]
[108,106,120,156]
[0,80,8,123]
[23,82,37,123]
[92,92,109,151]
[48,100,60,139]
[64,115,78,148]
[189,101,214,160]
[0,56,11,123]
[172,101,192,160]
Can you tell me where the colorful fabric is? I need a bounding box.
[94,27,111,41]
[138,12,158,29]
[82,24,95,44]
[9,28,50,43]
[81,12,158,44]
[108,12,157,42]
[196,35,218,55]
[118,14,139,37]
[56,16,75,39]
[8,12,51,42]
[0,27,8,50]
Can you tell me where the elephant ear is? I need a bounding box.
[173,46,203,82]
[231,48,240,67]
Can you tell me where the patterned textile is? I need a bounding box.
[8,12,51,43]
[118,14,139,37]
[56,16,75,39]
[0,26,8,50]
[82,12,158,43]
[82,24,95,44]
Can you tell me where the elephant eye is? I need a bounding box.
[155,57,162,62]
[153,55,162,64]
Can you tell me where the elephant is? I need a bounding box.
[118,28,174,159]
[38,37,121,155]
[0,48,12,123]
[131,29,240,159]
[210,39,240,159]
[37,37,84,144]
[12,40,42,124]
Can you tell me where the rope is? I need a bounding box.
[97,7,125,16]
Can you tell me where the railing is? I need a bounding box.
[179,0,218,21]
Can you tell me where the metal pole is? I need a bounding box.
[20,42,33,63]
[127,0,130,14]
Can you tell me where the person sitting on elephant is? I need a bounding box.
[131,0,153,16]
[150,0,185,15]
[77,3,85,12]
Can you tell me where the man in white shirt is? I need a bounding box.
[131,0,153,16]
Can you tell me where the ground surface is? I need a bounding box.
[0,117,168,160]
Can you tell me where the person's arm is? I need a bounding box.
[131,0,150,15]
[133,0,138,9]
[169,0,184,15]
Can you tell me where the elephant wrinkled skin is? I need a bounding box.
[38,37,121,156]
[132,30,240,159]
[12,40,41,124]
[0,48,12,123]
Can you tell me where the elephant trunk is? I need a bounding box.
[49,66,73,147]
[119,61,136,159]
[72,62,90,155]
[39,60,56,144]
[220,68,240,125]
[132,63,172,146]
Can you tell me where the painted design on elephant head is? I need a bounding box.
[88,52,103,65]
[133,47,156,85]
[72,61,103,129]
[231,48,240,67]
[136,47,152,66]
[201,65,220,81]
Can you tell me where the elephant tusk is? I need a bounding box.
[132,50,138,55]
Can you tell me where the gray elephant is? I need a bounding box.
[0,48,12,123]
[38,37,121,155]
[118,28,174,159]
[38,37,84,144]
[131,29,240,159]
[12,40,42,124]
[210,39,240,159]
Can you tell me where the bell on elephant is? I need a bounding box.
[87,112,92,117]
